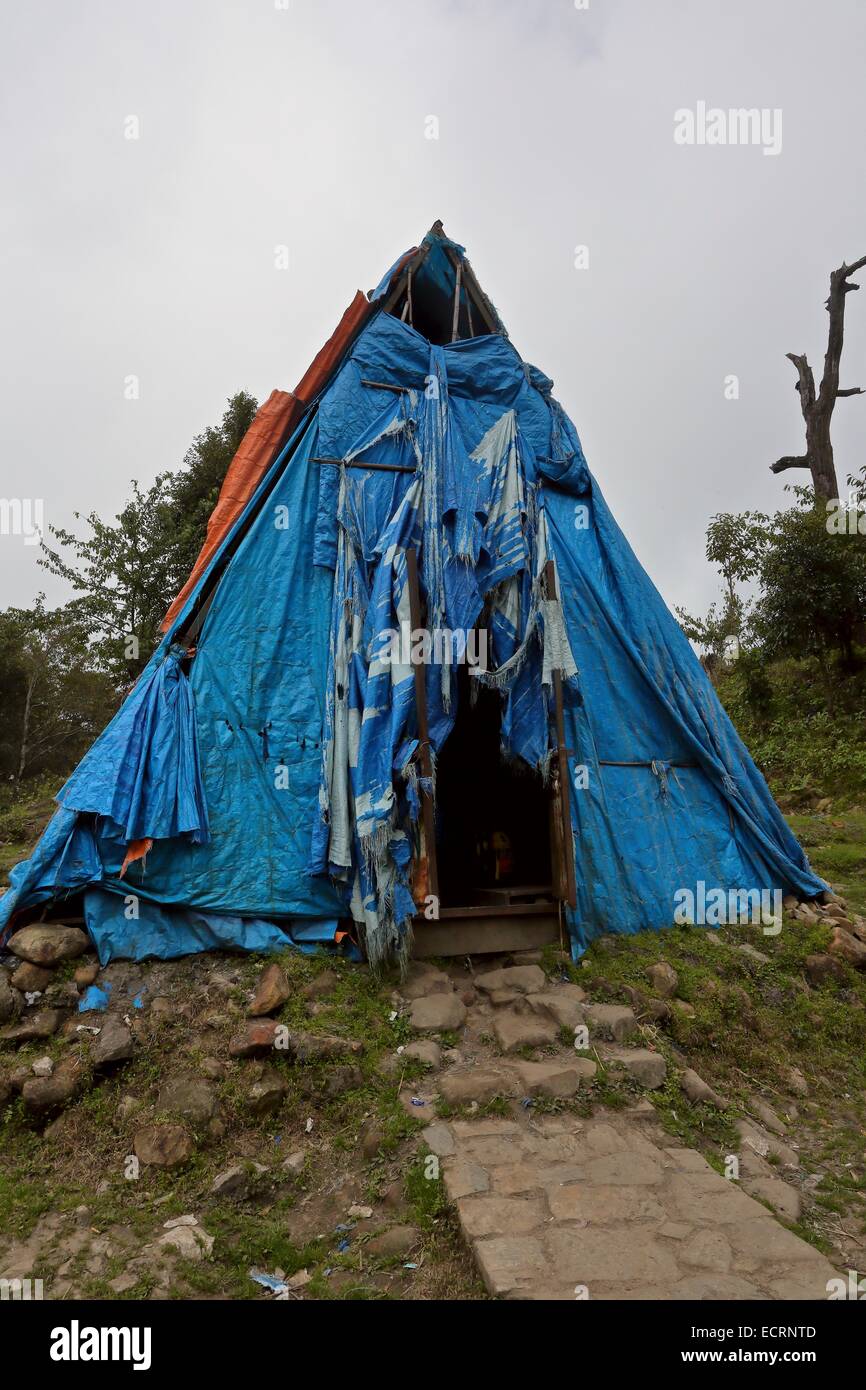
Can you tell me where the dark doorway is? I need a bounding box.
[434,663,553,908]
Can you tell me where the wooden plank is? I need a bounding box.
[429,901,553,920]
[545,560,577,910]
[360,379,425,395]
[405,547,439,904]
[412,913,559,958]
[451,259,463,341]
[314,457,416,474]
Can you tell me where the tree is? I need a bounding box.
[163,391,258,596]
[0,598,114,781]
[38,392,258,686]
[39,476,179,685]
[751,488,866,677]
[676,510,768,659]
[771,255,866,501]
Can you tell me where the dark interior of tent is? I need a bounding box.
[434,663,555,912]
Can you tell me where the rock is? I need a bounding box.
[0,974,21,1024]
[228,1018,282,1056]
[409,994,466,1032]
[91,1018,135,1067]
[31,1056,54,1077]
[249,963,290,1016]
[474,965,547,996]
[210,1163,267,1197]
[786,1067,808,1098]
[439,1067,519,1105]
[443,1162,490,1201]
[748,1095,786,1136]
[45,979,81,1009]
[815,796,832,813]
[805,953,847,987]
[288,1030,364,1063]
[245,1065,287,1117]
[10,961,54,992]
[680,1068,726,1109]
[200,1058,226,1080]
[828,928,866,969]
[744,1177,802,1223]
[108,1272,139,1294]
[604,1046,666,1089]
[73,961,100,987]
[21,1056,84,1115]
[404,1040,442,1069]
[229,1020,363,1060]
[492,1010,558,1053]
[581,1003,637,1043]
[365,1225,420,1259]
[514,1057,596,1097]
[158,1076,217,1124]
[525,991,585,1030]
[488,988,522,1007]
[117,1095,142,1122]
[646,962,678,998]
[737,943,771,964]
[133,1124,193,1168]
[155,1221,214,1260]
[400,964,453,1000]
[421,1122,455,1157]
[282,1150,306,1175]
[302,969,339,1000]
[0,1009,63,1046]
[782,894,799,912]
[736,1118,799,1168]
[359,1119,385,1159]
[7,925,89,966]
[298,1063,363,1099]
[794,903,820,924]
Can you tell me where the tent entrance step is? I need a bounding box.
[471,883,554,907]
[411,910,560,958]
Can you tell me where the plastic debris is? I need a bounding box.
[403,1262,419,1270]
[79,983,112,1013]
[305,1117,314,1133]
[410,1097,427,1107]
[336,1238,351,1253]
[389,1011,398,1022]
[249,1267,290,1295]
[76,1024,101,1035]
[521,1097,534,1109]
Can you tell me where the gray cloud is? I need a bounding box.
[1,0,864,621]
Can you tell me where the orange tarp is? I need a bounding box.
[161,289,375,632]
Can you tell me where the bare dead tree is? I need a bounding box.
[771,254,866,501]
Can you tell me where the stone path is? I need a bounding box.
[404,958,840,1301]
[425,1109,837,1300]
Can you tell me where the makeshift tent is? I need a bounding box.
[0,222,826,966]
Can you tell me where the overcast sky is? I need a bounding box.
[2,0,865,622]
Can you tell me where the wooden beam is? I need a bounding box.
[545,560,577,911]
[405,546,439,905]
[314,457,416,474]
[411,912,559,958]
[451,259,463,341]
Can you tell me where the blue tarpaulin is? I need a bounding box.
[0,231,826,963]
